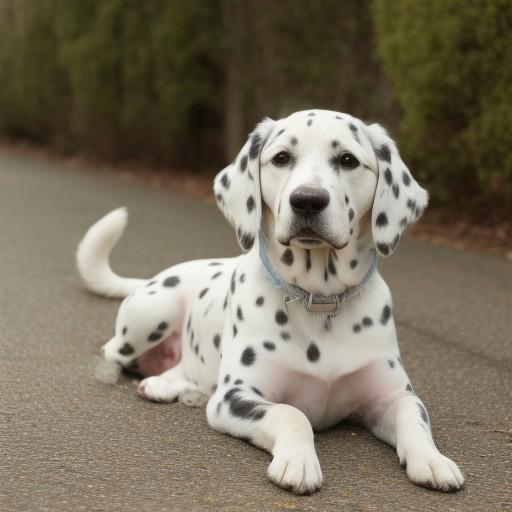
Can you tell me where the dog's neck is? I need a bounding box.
[259,212,376,296]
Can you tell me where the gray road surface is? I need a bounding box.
[1,152,511,511]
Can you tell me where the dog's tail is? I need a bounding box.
[76,207,147,298]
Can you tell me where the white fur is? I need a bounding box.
[78,110,462,495]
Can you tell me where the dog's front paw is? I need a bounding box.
[267,444,322,495]
[401,447,464,492]
[137,376,180,402]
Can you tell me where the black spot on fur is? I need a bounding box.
[399,217,408,228]
[163,275,180,287]
[233,324,238,337]
[376,212,388,227]
[328,252,337,275]
[350,259,358,269]
[234,378,243,385]
[381,305,392,325]
[158,322,168,331]
[275,310,288,325]
[213,334,221,349]
[349,123,361,144]
[211,271,222,279]
[384,168,393,186]
[237,228,255,251]
[241,347,256,366]
[345,195,349,205]
[237,305,244,321]
[307,119,313,127]
[239,273,246,283]
[249,133,262,160]
[307,112,316,117]
[240,155,248,172]
[276,128,285,137]
[402,171,411,186]
[307,343,320,362]
[353,324,362,333]
[417,403,429,424]
[362,317,373,327]
[230,270,236,294]
[406,383,413,392]
[224,374,230,384]
[251,387,263,397]
[392,184,400,199]
[263,341,275,351]
[246,195,256,213]
[148,331,162,342]
[290,136,298,146]
[348,208,355,222]
[119,342,134,355]
[194,344,199,355]
[220,172,230,189]
[122,326,127,336]
[209,261,223,266]
[256,296,264,306]
[406,198,416,211]
[147,281,156,287]
[388,359,395,368]
[332,140,340,149]
[199,288,209,299]
[229,392,266,421]
[280,331,291,340]
[377,243,389,255]
[281,249,294,266]
[375,144,391,162]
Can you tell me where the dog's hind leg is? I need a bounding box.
[101,281,185,376]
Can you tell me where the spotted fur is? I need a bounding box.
[78,110,462,496]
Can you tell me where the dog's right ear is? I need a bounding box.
[214,118,274,252]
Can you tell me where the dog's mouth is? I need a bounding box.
[294,227,324,245]
[284,227,347,250]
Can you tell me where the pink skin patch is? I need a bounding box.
[136,333,182,377]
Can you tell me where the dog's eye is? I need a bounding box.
[340,153,359,170]
[271,151,292,167]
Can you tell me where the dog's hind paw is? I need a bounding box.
[137,376,181,402]
[179,389,208,407]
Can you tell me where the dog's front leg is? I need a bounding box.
[207,388,322,494]
[365,391,464,492]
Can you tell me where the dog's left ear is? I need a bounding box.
[214,118,275,252]
[364,123,429,256]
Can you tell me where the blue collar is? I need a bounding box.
[258,232,377,320]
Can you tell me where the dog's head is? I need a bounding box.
[214,110,428,256]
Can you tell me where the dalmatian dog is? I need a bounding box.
[77,109,464,494]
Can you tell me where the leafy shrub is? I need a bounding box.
[373,0,512,217]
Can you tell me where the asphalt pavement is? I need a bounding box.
[1,151,511,511]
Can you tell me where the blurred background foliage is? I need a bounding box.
[0,0,510,218]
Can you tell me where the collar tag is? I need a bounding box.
[305,294,340,315]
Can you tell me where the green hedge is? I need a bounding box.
[373,0,512,215]
[0,0,509,217]
[0,0,223,166]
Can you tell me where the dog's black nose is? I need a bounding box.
[289,186,330,216]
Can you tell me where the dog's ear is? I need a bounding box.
[364,123,429,257]
[214,118,274,252]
